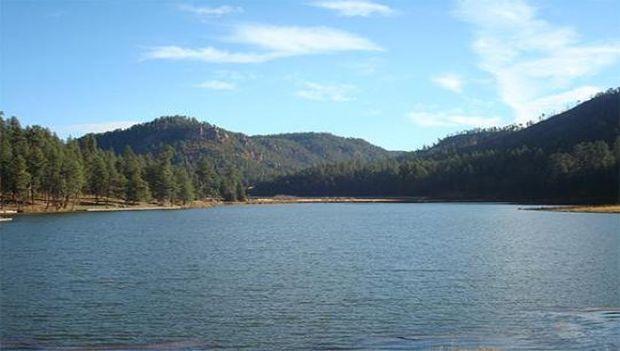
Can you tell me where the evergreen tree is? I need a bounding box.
[122,147,150,204]
[89,153,110,203]
[43,144,64,209]
[220,168,243,202]
[61,144,85,209]
[195,156,220,198]
[27,146,47,204]
[153,146,175,204]
[0,115,12,209]
[11,154,31,210]
[174,167,195,205]
[105,152,126,203]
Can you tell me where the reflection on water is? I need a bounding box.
[1,204,618,350]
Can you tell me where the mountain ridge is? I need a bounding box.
[252,88,620,203]
[86,116,395,181]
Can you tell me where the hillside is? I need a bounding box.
[88,117,394,181]
[253,89,620,203]
[2,89,618,210]
[420,88,619,157]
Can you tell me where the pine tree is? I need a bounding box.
[105,152,126,204]
[122,147,150,204]
[11,155,31,210]
[196,156,220,198]
[174,166,195,205]
[154,146,175,204]
[27,146,47,204]
[220,167,242,202]
[0,114,12,209]
[43,144,63,209]
[89,153,110,204]
[61,144,85,209]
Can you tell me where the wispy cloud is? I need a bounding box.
[432,73,464,93]
[195,80,237,90]
[61,121,138,136]
[455,0,620,123]
[143,24,382,64]
[142,46,275,63]
[178,4,243,18]
[310,0,394,17]
[228,24,382,54]
[408,107,500,128]
[296,82,357,102]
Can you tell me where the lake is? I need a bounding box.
[1,203,618,350]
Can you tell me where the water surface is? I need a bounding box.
[1,203,618,350]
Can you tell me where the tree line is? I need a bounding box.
[253,88,620,203]
[252,139,620,203]
[0,114,246,211]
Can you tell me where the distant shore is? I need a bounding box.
[0,198,217,218]
[246,196,416,204]
[0,197,415,218]
[2,197,619,220]
[523,204,620,214]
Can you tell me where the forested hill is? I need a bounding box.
[1,89,618,210]
[89,117,394,181]
[253,88,620,203]
[419,88,619,156]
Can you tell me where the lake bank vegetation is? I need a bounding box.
[1,89,618,215]
[253,89,620,205]
[0,113,246,213]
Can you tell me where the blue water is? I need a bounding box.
[1,203,618,350]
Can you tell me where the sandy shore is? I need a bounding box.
[524,205,620,214]
[2,197,618,218]
[246,197,415,204]
[0,197,414,218]
[85,206,183,212]
[0,198,219,217]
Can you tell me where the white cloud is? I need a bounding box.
[228,24,382,55]
[296,82,357,102]
[432,73,464,93]
[143,24,381,64]
[178,4,243,18]
[61,121,138,136]
[142,46,276,63]
[195,80,237,90]
[408,108,500,128]
[310,0,394,17]
[454,0,620,123]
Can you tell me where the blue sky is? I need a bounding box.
[1,0,619,150]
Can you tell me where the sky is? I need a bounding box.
[1,0,619,151]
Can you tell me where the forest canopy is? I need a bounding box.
[1,88,618,210]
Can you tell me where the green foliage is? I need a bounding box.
[174,167,195,204]
[89,116,394,182]
[60,143,85,209]
[253,89,620,204]
[153,146,175,204]
[89,153,110,203]
[195,156,220,198]
[11,154,31,209]
[0,88,617,209]
[122,147,151,204]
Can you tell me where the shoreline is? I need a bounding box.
[1,197,618,220]
[522,204,620,214]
